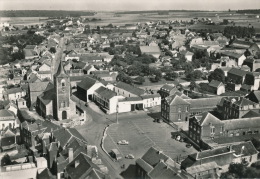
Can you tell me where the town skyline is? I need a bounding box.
[0,0,259,11]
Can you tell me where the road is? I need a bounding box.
[74,98,122,179]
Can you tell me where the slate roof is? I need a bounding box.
[232,141,258,156]
[230,39,254,49]
[136,158,153,173]
[65,153,93,179]
[6,87,23,94]
[196,112,223,126]
[95,86,117,99]
[0,109,15,119]
[185,97,222,110]
[115,82,145,96]
[37,87,55,105]
[160,84,175,91]
[234,98,256,107]
[165,95,190,106]
[38,168,56,179]
[140,46,161,54]
[224,117,260,130]
[221,51,244,59]
[208,80,223,88]
[186,161,219,175]
[141,147,169,167]
[77,76,99,90]
[29,81,51,92]
[228,68,248,77]
[242,110,260,118]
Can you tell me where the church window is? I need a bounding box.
[61,79,66,87]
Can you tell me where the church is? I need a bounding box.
[36,60,76,121]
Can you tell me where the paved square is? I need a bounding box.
[104,113,197,165]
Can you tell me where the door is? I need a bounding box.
[62,111,67,119]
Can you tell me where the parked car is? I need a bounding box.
[111,149,122,161]
[125,154,135,159]
[117,140,129,145]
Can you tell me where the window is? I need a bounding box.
[220,126,223,133]
[210,126,215,134]
[178,113,181,120]
[186,106,189,112]
[178,107,181,112]
[61,79,66,87]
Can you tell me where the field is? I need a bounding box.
[3,10,260,32]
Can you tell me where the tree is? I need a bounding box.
[165,71,178,80]
[192,70,203,80]
[49,47,56,54]
[135,76,145,84]
[1,154,11,166]
[4,26,9,31]
[208,68,225,83]
[189,80,196,92]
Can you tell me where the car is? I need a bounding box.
[175,135,181,141]
[117,140,129,145]
[186,143,192,148]
[125,154,135,159]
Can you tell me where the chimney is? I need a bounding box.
[74,160,80,168]
[68,148,73,163]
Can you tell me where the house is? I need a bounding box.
[139,46,161,58]
[158,84,177,99]
[227,68,248,84]
[77,76,104,102]
[64,152,108,179]
[229,39,260,56]
[219,97,260,120]
[23,49,39,60]
[92,71,118,82]
[243,57,260,72]
[83,65,97,74]
[4,102,18,116]
[0,109,19,130]
[0,128,20,151]
[208,80,225,95]
[93,86,125,114]
[243,71,260,91]
[141,94,161,109]
[189,37,203,48]
[179,51,194,62]
[114,81,145,98]
[136,147,192,179]
[188,112,224,147]
[161,95,190,123]
[221,51,246,67]
[3,87,26,101]
[181,141,258,176]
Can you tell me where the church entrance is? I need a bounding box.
[62,111,67,119]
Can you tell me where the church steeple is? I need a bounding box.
[54,61,68,78]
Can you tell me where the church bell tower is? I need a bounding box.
[53,61,71,120]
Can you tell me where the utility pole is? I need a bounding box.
[116,104,118,124]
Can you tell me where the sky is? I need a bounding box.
[0,0,259,11]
